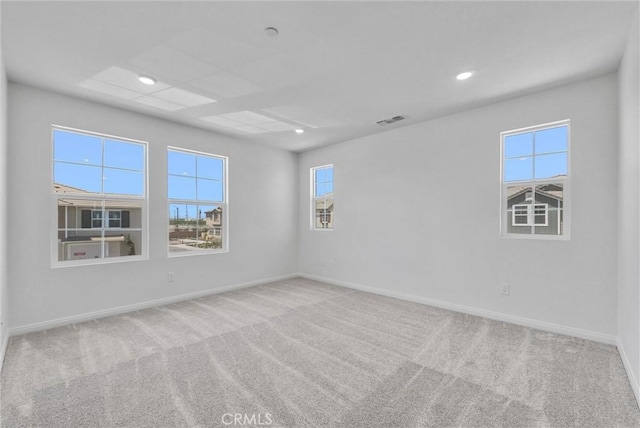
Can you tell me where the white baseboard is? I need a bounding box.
[617,337,640,407]
[0,327,8,374]
[299,273,618,346]
[9,273,298,336]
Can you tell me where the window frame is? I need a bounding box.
[310,164,334,231]
[51,125,148,268]
[167,146,229,257]
[500,120,570,240]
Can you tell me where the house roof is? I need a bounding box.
[507,185,563,201]
[57,198,142,209]
[53,183,89,194]
[54,183,142,209]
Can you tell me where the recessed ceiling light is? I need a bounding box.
[264,27,279,37]
[456,71,474,81]
[138,74,157,85]
[295,129,304,134]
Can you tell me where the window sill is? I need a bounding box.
[51,254,148,269]
[168,248,229,258]
[500,234,570,241]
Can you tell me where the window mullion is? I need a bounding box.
[531,131,536,235]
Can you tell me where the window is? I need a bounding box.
[511,204,548,227]
[53,127,146,265]
[88,210,126,228]
[501,120,569,238]
[168,148,227,255]
[311,165,334,230]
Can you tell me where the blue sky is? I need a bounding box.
[315,166,334,197]
[168,150,224,221]
[167,150,224,202]
[54,131,225,220]
[504,125,568,182]
[53,130,144,195]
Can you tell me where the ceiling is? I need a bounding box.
[1,1,637,152]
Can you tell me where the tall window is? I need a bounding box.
[168,148,227,255]
[53,127,146,265]
[311,165,334,230]
[501,120,569,238]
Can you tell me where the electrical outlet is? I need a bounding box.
[500,282,510,296]
[168,272,175,282]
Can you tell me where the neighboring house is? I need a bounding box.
[506,183,563,235]
[55,183,142,260]
[204,207,222,228]
[315,195,334,229]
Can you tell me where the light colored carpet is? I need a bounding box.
[1,277,639,427]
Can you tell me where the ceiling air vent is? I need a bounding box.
[376,115,406,126]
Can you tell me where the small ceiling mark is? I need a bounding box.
[264,27,279,37]
[376,115,406,126]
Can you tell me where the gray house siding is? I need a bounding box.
[507,191,562,235]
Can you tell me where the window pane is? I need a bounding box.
[315,168,326,183]
[103,168,144,196]
[57,200,105,261]
[54,162,102,194]
[168,175,196,200]
[534,153,567,179]
[169,204,223,253]
[197,156,224,180]
[53,130,102,166]
[504,157,533,182]
[535,126,567,154]
[315,198,334,229]
[56,199,143,261]
[92,210,103,228]
[316,182,328,197]
[108,211,121,228]
[105,231,142,258]
[534,183,563,235]
[199,204,223,249]
[504,132,533,158]
[325,182,334,194]
[197,178,223,201]
[104,140,144,171]
[325,167,334,182]
[168,150,196,177]
[506,186,533,234]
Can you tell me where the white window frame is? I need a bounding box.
[310,164,334,231]
[511,203,548,227]
[167,147,229,257]
[500,120,570,240]
[51,125,148,268]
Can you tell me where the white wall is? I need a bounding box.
[617,11,640,400]
[8,83,298,329]
[299,74,619,340]
[0,6,10,364]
